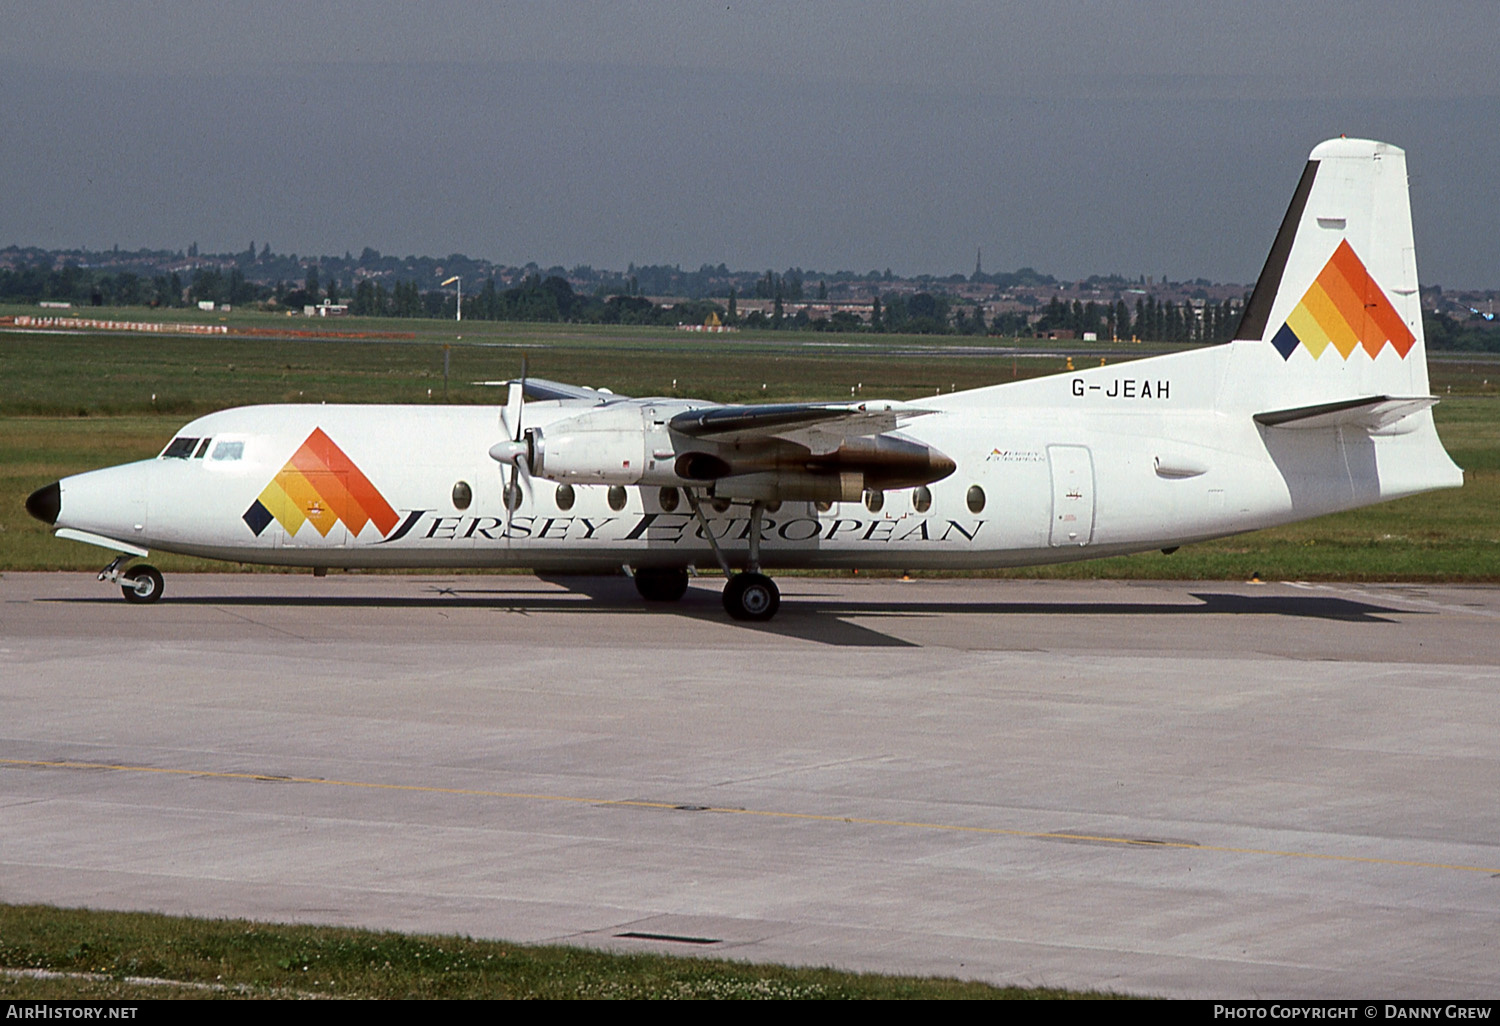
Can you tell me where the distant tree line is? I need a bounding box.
[0,259,1244,341]
[344,273,727,327]
[29,249,1500,349]
[1425,312,1500,352]
[0,262,196,309]
[1026,294,1244,343]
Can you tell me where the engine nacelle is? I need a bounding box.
[528,404,681,485]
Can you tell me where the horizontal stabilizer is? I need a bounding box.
[1253,395,1436,431]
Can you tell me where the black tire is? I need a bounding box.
[121,564,164,604]
[634,567,690,602]
[722,572,779,622]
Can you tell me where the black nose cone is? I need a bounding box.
[26,481,61,525]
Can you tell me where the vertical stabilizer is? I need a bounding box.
[1226,138,1461,508]
[1230,139,1429,407]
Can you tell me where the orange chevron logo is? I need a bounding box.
[242,428,399,538]
[1270,240,1415,361]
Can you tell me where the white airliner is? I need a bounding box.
[25,138,1463,620]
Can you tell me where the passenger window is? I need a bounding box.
[864,489,884,513]
[452,481,473,510]
[913,486,932,513]
[967,485,986,513]
[161,437,198,459]
[211,441,244,461]
[194,438,212,458]
[555,483,575,511]
[608,485,628,512]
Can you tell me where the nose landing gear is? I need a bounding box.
[121,565,164,604]
[98,555,165,604]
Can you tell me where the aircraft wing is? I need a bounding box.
[523,377,623,403]
[471,377,623,404]
[669,402,933,452]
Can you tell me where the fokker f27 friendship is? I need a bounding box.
[26,139,1463,620]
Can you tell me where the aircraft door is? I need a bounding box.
[273,470,351,549]
[1048,445,1095,546]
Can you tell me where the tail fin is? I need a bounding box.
[1230,138,1430,411]
[1229,138,1462,505]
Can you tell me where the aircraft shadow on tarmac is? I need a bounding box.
[48,577,1409,647]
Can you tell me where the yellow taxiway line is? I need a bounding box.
[6,757,1496,876]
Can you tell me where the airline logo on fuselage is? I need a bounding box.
[243,428,399,538]
[1270,240,1415,360]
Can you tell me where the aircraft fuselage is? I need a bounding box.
[45,341,1459,576]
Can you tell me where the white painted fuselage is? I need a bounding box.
[52,338,1459,575]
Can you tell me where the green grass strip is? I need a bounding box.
[0,903,1114,1000]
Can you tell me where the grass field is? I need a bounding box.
[0,903,1105,1000]
[3,316,1497,579]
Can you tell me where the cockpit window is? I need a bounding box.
[211,441,244,461]
[194,438,212,458]
[161,437,199,459]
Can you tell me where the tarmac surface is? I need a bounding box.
[2,571,1497,998]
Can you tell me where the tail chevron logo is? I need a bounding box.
[1270,240,1416,361]
[243,428,399,538]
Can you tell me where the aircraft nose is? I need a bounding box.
[25,481,61,526]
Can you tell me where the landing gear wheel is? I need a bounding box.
[634,567,690,602]
[121,564,164,604]
[723,572,779,622]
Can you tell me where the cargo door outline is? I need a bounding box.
[275,470,350,548]
[1048,445,1095,546]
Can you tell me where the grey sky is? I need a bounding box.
[3,2,1496,286]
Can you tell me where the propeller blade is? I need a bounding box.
[503,354,529,442]
[504,454,533,516]
[504,383,523,441]
[500,356,533,524]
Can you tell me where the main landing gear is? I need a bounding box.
[680,490,782,622]
[721,571,779,621]
[99,554,165,604]
[633,567,690,602]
